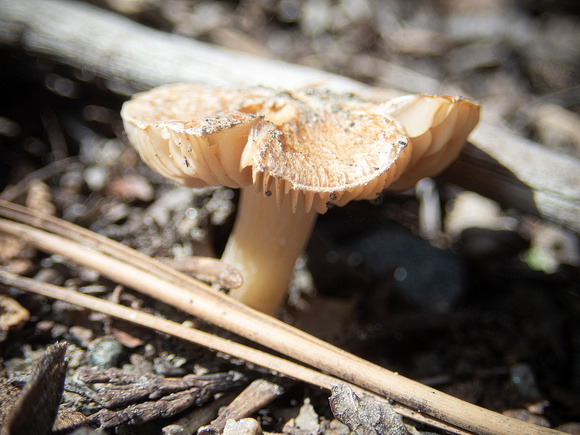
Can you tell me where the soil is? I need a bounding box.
[0,0,579,434]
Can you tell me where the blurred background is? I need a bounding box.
[1,0,580,432]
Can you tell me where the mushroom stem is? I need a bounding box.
[221,186,318,314]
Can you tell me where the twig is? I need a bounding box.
[199,379,285,434]
[0,201,562,434]
[0,156,79,202]
[0,268,464,434]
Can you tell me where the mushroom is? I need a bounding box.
[374,94,481,190]
[121,84,479,314]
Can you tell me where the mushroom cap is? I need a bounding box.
[122,84,411,214]
[374,94,480,190]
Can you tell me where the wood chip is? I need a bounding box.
[2,342,70,435]
[162,392,236,435]
[200,379,285,435]
[0,295,30,331]
[74,367,246,429]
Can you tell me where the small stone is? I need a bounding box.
[294,398,321,432]
[510,363,542,401]
[222,418,262,435]
[83,166,109,192]
[283,398,323,434]
[87,338,124,369]
[69,326,94,348]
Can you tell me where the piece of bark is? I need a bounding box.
[75,368,245,429]
[75,367,244,408]
[1,343,70,435]
[199,379,285,435]
[0,377,22,429]
[1,0,578,234]
[162,393,236,435]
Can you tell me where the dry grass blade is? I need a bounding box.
[0,269,461,434]
[0,200,562,435]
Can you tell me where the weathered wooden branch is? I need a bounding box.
[1,0,578,233]
[443,123,580,233]
[0,0,365,92]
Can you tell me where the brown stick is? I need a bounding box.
[0,201,562,434]
[0,269,468,435]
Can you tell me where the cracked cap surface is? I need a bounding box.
[121,84,478,213]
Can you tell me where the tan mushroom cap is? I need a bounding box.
[374,94,480,190]
[121,84,411,214]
